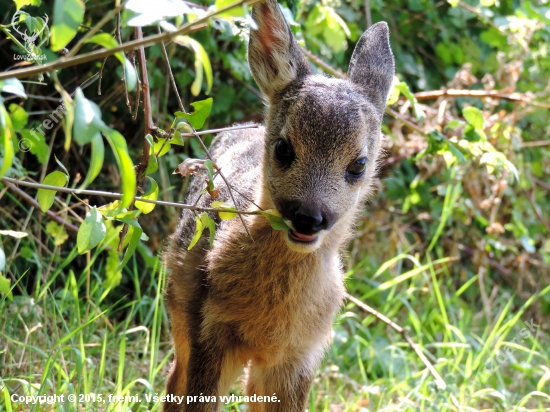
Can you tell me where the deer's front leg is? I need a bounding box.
[184,325,242,412]
[245,349,322,412]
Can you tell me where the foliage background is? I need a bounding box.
[0,0,549,410]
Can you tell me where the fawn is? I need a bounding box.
[164,0,394,410]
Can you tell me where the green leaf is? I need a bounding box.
[135,177,159,214]
[8,104,28,131]
[78,133,104,189]
[14,0,42,10]
[188,214,204,250]
[37,171,68,212]
[51,0,85,51]
[0,269,12,300]
[102,128,136,209]
[260,209,290,231]
[45,221,69,246]
[204,159,215,190]
[396,81,425,120]
[201,212,216,246]
[154,138,171,157]
[0,102,15,179]
[0,246,5,272]
[116,225,142,272]
[174,98,213,130]
[0,78,27,98]
[20,129,48,164]
[174,36,212,96]
[463,106,484,131]
[211,201,237,220]
[84,34,137,91]
[77,207,107,254]
[215,0,245,18]
[445,119,466,130]
[73,88,105,145]
[447,141,467,165]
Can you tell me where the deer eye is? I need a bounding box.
[346,157,367,178]
[275,138,294,164]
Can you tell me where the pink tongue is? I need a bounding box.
[291,230,317,241]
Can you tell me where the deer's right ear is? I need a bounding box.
[348,22,395,116]
[248,0,311,100]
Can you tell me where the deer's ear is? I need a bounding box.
[348,22,395,115]
[248,0,311,100]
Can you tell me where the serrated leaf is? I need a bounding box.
[260,209,290,231]
[135,176,158,214]
[45,221,69,246]
[173,98,213,130]
[37,171,69,212]
[211,201,237,220]
[51,0,85,51]
[77,207,107,254]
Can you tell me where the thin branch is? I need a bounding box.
[0,0,263,81]
[1,177,262,216]
[385,107,426,135]
[153,124,259,140]
[414,89,550,109]
[158,25,185,113]
[2,179,78,233]
[118,26,154,250]
[65,0,129,58]
[300,46,347,78]
[344,292,462,411]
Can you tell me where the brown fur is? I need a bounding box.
[164,1,395,410]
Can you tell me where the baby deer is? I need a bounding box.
[164,0,394,410]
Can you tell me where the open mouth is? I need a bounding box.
[288,229,318,243]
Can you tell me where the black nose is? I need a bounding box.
[277,200,334,235]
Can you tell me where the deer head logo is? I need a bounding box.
[11,11,49,51]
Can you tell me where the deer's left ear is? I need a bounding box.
[348,22,395,115]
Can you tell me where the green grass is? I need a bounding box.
[1,235,550,412]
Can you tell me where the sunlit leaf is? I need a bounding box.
[0,102,15,179]
[45,221,69,246]
[73,88,105,145]
[0,78,27,98]
[211,201,237,220]
[51,0,85,51]
[135,177,159,214]
[84,34,136,91]
[77,207,107,254]
[37,170,68,212]
[78,133,104,190]
[174,98,213,130]
[260,209,290,231]
[102,128,136,209]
